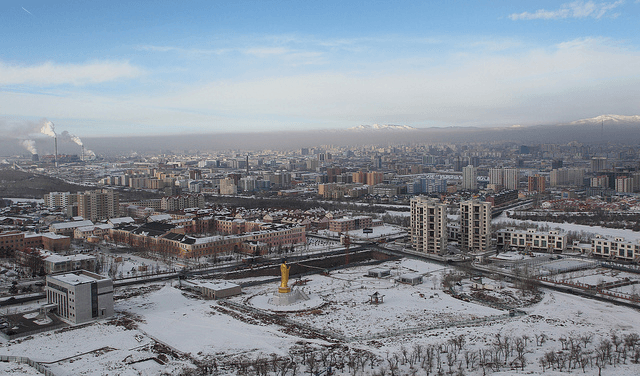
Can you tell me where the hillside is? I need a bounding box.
[0,168,84,199]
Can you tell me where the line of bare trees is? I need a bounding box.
[172,329,640,376]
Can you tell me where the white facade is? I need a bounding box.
[462,165,477,190]
[496,228,567,253]
[459,200,491,253]
[410,196,447,254]
[46,270,114,324]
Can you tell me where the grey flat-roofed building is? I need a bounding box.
[46,270,114,324]
[398,273,423,285]
[367,268,391,278]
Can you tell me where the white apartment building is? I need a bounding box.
[459,200,491,253]
[410,196,447,254]
[462,165,477,190]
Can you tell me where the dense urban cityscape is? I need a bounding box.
[1,123,640,374]
[3,0,640,375]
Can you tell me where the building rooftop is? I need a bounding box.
[50,271,107,285]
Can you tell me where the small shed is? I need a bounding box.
[185,280,242,299]
[200,281,242,299]
[398,273,423,285]
[367,268,391,278]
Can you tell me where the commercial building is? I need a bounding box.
[45,270,114,324]
[459,200,491,253]
[410,196,447,254]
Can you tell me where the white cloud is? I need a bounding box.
[2,37,639,134]
[0,60,142,86]
[509,1,625,20]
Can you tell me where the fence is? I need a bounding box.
[0,355,56,376]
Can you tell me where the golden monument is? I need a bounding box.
[278,260,291,293]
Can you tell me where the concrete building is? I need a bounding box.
[366,171,384,186]
[462,165,477,190]
[45,270,114,324]
[496,228,567,253]
[459,200,491,253]
[220,177,238,195]
[616,177,634,193]
[488,168,503,187]
[528,174,546,193]
[328,216,373,233]
[591,235,640,262]
[503,168,519,190]
[410,196,447,254]
[77,189,119,222]
[44,253,97,274]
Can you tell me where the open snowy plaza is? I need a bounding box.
[2,256,640,375]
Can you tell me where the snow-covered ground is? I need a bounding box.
[318,224,407,241]
[494,211,640,241]
[2,257,640,375]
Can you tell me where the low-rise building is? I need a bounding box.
[45,270,114,324]
[591,235,640,262]
[496,228,567,253]
[44,253,96,274]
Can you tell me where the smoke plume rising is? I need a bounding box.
[40,121,56,138]
[20,139,38,154]
[60,130,83,146]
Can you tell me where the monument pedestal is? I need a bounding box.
[268,289,310,306]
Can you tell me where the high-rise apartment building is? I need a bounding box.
[366,172,384,186]
[489,168,503,187]
[77,189,119,222]
[44,192,72,209]
[462,165,477,190]
[410,196,447,254]
[527,174,546,192]
[503,168,519,190]
[459,200,491,253]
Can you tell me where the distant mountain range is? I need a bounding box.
[348,124,418,131]
[2,115,639,156]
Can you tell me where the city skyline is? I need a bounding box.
[2,1,640,138]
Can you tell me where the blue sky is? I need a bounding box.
[1,0,640,139]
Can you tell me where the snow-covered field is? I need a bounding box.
[2,257,640,375]
[318,224,406,241]
[243,260,503,339]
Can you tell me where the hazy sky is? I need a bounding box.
[1,0,639,138]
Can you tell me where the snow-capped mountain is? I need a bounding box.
[568,114,640,125]
[348,124,418,131]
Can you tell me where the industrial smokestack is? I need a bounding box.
[246,155,249,175]
[40,120,58,167]
[82,145,85,162]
